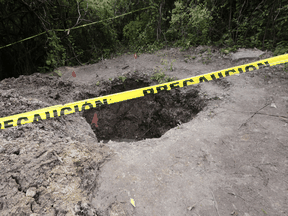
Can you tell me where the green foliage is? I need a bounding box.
[166,1,212,48]
[151,72,175,84]
[160,58,176,71]
[262,209,267,214]
[39,31,66,72]
[207,48,212,55]
[86,0,115,17]
[54,70,62,77]
[210,0,288,51]
[151,72,165,82]
[273,41,288,56]
[155,58,176,74]
[118,76,126,82]
[123,20,146,44]
[1,0,288,81]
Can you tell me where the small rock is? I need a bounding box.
[231,48,265,61]
[30,214,38,216]
[271,103,277,108]
[187,206,195,211]
[268,81,272,84]
[26,187,37,197]
[231,211,238,215]
[75,204,81,212]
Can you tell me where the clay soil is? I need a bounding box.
[0,46,288,216]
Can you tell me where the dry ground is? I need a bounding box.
[0,46,287,216]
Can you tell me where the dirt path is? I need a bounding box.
[1,46,287,216]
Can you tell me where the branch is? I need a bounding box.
[21,0,50,33]
[210,188,220,216]
[238,103,270,129]
[67,41,83,66]
[70,0,81,29]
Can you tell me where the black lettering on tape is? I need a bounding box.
[81,102,93,111]
[257,61,270,69]
[45,111,51,119]
[33,114,43,122]
[74,105,79,113]
[183,79,194,86]
[170,82,180,89]
[218,72,224,78]
[95,100,104,107]
[225,69,236,76]
[60,107,72,116]
[95,99,108,107]
[143,88,154,96]
[53,110,58,117]
[156,85,168,92]
[4,120,13,128]
[17,117,28,125]
[199,76,209,83]
[210,74,217,81]
[257,63,265,69]
[245,65,257,72]
[238,68,244,73]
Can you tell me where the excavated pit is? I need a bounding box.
[82,73,206,143]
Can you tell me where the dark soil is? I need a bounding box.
[82,73,206,142]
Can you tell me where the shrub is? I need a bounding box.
[166,1,212,48]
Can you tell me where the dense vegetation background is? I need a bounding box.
[0,0,287,80]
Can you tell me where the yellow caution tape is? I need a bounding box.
[1,54,288,130]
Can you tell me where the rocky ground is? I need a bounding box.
[0,46,288,216]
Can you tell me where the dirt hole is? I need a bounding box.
[82,73,206,143]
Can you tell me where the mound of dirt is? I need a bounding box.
[0,74,110,215]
